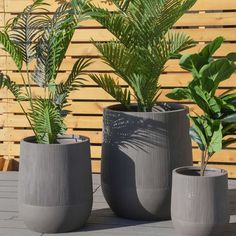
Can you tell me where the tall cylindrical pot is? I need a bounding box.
[171,166,229,236]
[18,136,93,233]
[101,103,193,220]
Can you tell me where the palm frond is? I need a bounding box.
[32,2,77,88]
[30,98,66,144]
[0,32,23,70]
[90,74,131,106]
[167,31,196,59]
[91,0,197,111]
[0,73,25,101]
[7,0,49,64]
[54,58,92,110]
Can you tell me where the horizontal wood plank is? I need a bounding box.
[3,0,236,13]
[1,0,236,177]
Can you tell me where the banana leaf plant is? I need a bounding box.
[0,0,92,144]
[89,0,197,112]
[166,37,236,176]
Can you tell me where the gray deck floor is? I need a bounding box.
[0,172,236,236]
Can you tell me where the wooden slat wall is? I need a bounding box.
[1,0,236,177]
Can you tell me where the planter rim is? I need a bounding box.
[105,102,189,114]
[21,135,90,146]
[173,166,227,178]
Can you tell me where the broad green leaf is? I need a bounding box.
[189,116,207,151]
[208,120,222,154]
[208,97,221,118]
[189,127,205,151]
[200,36,224,58]
[222,114,236,123]
[222,138,236,148]
[226,52,236,62]
[179,53,208,73]
[166,88,190,100]
[199,58,236,95]
[189,84,211,115]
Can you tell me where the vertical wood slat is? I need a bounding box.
[0,0,236,176]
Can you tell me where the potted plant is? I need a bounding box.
[167,37,236,236]
[0,0,93,233]
[89,0,197,220]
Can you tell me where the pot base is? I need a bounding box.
[19,201,92,233]
[173,220,227,236]
[102,183,171,221]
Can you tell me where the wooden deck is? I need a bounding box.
[0,172,236,236]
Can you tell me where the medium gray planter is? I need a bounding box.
[18,135,93,233]
[101,103,192,220]
[171,166,229,236]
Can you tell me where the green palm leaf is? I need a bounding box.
[7,0,49,64]
[0,73,24,101]
[30,99,66,144]
[90,74,131,106]
[90,0,197,111]
[0,32,23,70]
[55,58,92,111]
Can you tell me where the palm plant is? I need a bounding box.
[0,0,92,144]
[89,0,197,112]
[167,37,236,176]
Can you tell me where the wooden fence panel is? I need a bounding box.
[0,0,236,177]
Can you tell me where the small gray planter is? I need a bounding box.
[101,103,192,220]
[18,135,93,233]
[171,166,229,236]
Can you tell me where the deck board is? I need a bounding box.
[0,173,235,236]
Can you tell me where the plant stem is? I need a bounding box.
[200,150,205,176]
[20,72,36,136]
[202,151,211,176]
[26,64,33,108]
[17,100,36,136]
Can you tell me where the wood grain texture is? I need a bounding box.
[0,0,236,176]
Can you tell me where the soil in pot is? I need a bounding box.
[101,103,193,220]
[171,166,229,236]
[18,135,93,233]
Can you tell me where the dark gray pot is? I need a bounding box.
[18,135,93,233]
[101,103,193,220]
[171,166,229,236]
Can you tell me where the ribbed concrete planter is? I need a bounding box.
[18,135,93,233]
[171,166,229,236]
[101,103,192,220]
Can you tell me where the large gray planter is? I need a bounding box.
[101,103,193,220]
[171,166,229,236]
[18,135,93,233]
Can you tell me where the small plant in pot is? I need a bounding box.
[167,37,236,236]
[0,0,93,233]
[89,0,197,220]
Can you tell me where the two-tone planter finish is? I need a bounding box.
[171,166,229,236]
[101,103,193,220]
[18,136,93,233]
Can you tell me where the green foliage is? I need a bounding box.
[90,74,131,106]
[167,37,236,175]
[0,0,91,144]
[54,58,92,115]
[89,0,196,111]
[0,73,25,101]
[30,99,66,144]
[0,32,23,70]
